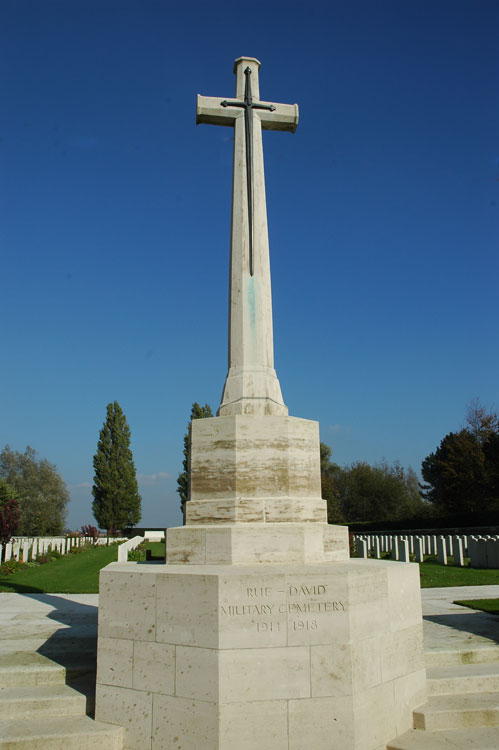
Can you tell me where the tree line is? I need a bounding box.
[2,396,495,544]
[0,401,142,548]
[177,399,499,526]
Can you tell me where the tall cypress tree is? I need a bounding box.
[92,401,142,534]
[177,402,213,523]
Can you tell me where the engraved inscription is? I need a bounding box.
[219,581,346,634]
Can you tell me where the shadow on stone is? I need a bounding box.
[27,594,99,716]
[424,611,499,644]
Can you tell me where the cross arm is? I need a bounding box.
[196,94,299,133]
[196,95,242,127]
[256,101,299,133]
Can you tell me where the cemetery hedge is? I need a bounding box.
[347,511,499,534]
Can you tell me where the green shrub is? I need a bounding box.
[0,559,20,575]
[128,543,146,562]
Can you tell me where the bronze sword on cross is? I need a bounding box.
[220,67,276,276]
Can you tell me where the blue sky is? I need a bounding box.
[1,0,498,530]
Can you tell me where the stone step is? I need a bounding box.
[0,715,124,750]
[427,662,499,695]
[0,649,95,688]
[0,657,65,688]
[387,726,499,749]
[425,645,499,668]
[413,691,499,730]
[0,684,87,719]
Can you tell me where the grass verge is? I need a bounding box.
[0,544,118,594]
[454,598,499,615]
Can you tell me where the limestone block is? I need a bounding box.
[386,561,422,630]
[155,572,219,648]
[132,641,175,695]
[152,695,217,750]
[218,646,310,702]
[288,695,354,750]
[380,624,425,682]
[352,681,398,750]
[187,415,326,524]
[216,570,287,648]
[152,695,289,750]
[99,567,157,641]
[311,642,354,697]
[391,669,427,736]
[217,700,289,750]
[346,563,389,641]
[351,636,383,692]
[95,684,153,750]
[97,637,133,688]
[176,646,218,701]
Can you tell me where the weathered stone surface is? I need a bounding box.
[187,414,326,524]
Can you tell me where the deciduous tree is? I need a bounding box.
[0,479,20,561]
[0,446,69,535]
[333,459,424,522]
[319,442,343,522]
[92,401,141,535]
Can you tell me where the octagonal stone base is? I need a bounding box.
[96,559,426,750]
[187,414,326,524]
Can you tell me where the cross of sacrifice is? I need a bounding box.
[196,57,298,417]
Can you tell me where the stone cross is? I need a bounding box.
[196,57,298,416]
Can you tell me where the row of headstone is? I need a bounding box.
[353,532,499,568]
[0,535,122,563]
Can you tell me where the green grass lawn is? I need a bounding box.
[454,598,499,615]
[419,559,499,588]
[0,544,119,594]
[0,541,167,594]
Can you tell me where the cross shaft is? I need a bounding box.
[196,57,298,417]
[220,67,276,275]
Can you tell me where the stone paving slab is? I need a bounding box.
[421,586,499,659]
